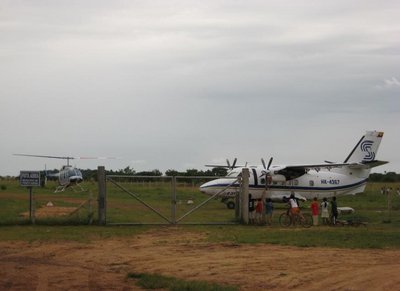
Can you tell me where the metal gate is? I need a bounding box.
[101,172,240,225]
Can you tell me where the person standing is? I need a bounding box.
[288,193,304,221]
[320,197,330,225]
[331,196,338,225]
[310,197,319,226]
[265,198,274,226]
[255,199,264,225]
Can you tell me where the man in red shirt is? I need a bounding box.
[310,197,319,226]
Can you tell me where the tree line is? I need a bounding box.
[74,168,400,182]
[77,169,400,183]
[80,166,228,181]
[369,172,400,182]
[2,168,399,183]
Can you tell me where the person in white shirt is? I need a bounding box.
[320,197,330,225]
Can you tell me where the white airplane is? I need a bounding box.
[200,131,388,208]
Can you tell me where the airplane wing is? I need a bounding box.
[284,163,350,171]
[272,160,388,174]
[270,163,350,173]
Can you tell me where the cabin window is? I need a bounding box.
[287,181,292,186]
[309,180,314,186]
[260,178,266,185]
[293,180,299,186]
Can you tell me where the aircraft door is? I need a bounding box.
[250,169,258,187]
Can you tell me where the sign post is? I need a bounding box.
[20,171,41,224]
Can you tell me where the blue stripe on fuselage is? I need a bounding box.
[201,179,367,192]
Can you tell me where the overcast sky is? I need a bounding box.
[1,0,399,176]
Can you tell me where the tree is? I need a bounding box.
[210,167,228,176]
[122,166,135,175]
[165,169,180,176]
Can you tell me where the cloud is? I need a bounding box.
[376,77,400,90]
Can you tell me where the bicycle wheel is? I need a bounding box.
[279,213,291,227]
[301,213,313,228]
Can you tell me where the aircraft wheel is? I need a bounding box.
[226,201,235,209]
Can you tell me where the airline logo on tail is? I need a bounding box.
[360,140,375,161]
[344,131,384,164]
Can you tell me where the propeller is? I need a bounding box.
[260,157,273,177]
[205,158,239,169]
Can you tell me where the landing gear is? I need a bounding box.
[226,201,235,209]
[221,198,235,209]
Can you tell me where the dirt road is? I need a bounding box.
[1,228,399,290]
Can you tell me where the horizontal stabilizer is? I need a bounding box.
[348,160,389,169]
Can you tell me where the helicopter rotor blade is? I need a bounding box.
[13,154,75,160]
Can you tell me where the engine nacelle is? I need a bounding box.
[270,174,286,182]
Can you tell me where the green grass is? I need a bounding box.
[0,225,149,242]
[1,180,400,249]
[199,225,400,249]
[127,272,238,291]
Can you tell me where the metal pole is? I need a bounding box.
[98,166,106,225]
[241,168,249,224]
[29,187,35,224]
[88,190,93,225]
[171,176,177,224]
[175,178,239,223]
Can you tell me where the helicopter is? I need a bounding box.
[14,154,95,193]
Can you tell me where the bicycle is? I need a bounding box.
[279,210,313,228]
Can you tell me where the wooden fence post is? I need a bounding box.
[98,166,106,225]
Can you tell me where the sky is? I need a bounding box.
[1,0,399,176]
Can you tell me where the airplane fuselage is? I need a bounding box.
[200,131,386,203]
[200,166,369,202]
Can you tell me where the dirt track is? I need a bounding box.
[1,228,399,290]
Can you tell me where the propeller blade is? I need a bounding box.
[267,157,273,170]
[232,158,237,168]
[261,158,266,169]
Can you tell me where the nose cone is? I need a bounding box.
[199,179,220,195]
[199,181,211,194]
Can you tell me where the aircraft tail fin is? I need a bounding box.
[344,131,384,165]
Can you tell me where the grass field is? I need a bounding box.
[1,179,400,249]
